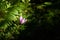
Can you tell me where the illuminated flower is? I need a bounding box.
[20,16,27,24]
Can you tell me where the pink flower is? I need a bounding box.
[20,16,27,24]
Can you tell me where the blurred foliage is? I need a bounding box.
[0,0,31,40]
[0,0,60,40]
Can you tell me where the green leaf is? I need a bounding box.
[22,0,30,3]
[20,25,26,30]
[44,2,52,5]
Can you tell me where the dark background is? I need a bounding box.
[15,0,60,40]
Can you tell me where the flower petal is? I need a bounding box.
[19,16,27,24]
